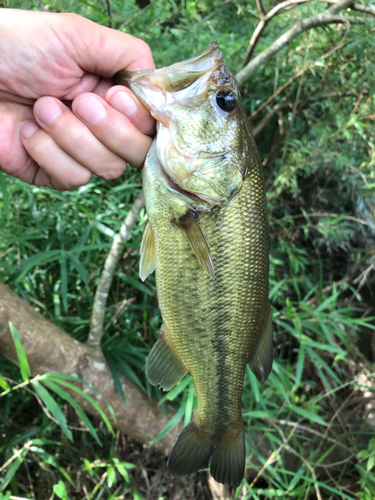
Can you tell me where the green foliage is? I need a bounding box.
[1,0,375,498]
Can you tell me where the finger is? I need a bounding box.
[72,93,153,169]
[105,86,156,137]
[63,15,156,75]
[20,122,93,191]
[33,96,129,179]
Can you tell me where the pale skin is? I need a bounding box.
[0,9,156,190]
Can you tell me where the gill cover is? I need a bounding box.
[115,42,250,207]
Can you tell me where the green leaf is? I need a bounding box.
[184,381,195,426]
[107,465,117,487]
[295,345,305,388]
[9,322,30,382]
[31,380,73,440]
[60,251,68,312]
[0,171,9,218]
[367,454,375,472]
[149,402,186,447]
[0,374,10,391]
[246,365,261,404]
[45,376,115,436]
[105,354,126,403]
[289,404,327,426]
[53,480,67,500]
[67,251,88,285]
[0,452,26,491]
[158,375,192,405]
[41,378,102,445]
[16,250,61,283]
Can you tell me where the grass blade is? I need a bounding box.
[9,322,30,382]
[42,378,102,445]
[31,380,73,441]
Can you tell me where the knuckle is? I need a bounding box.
[60,171,92,191]
[135,39,153,63]
[99,161,127,181]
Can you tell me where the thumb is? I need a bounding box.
[58,14,155,78]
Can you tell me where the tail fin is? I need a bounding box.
[167,422,214,477]
[210,429,245,488]
[167,421,245,488]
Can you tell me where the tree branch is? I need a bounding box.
[236,0,354,85]
[243,0,315,67]
[351,3,375,18]
[87,193,145,347]
[256,0,267,18]
[251,90,367,138]
[0,282,180,454]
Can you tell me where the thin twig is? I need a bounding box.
[304,245,375,306]
[351,3,375,17]
[352,262,375,294]
[0,441,33,473]
[237,0,354,85]
[23,452,35,500]
[0,245,15,259]
[104,0,112,28]
[283,443,323,500]
[120,0,160,29]
[249,24,350,120]
[87,193,145,347]
[277,212,375,231]
[256,0,267,18]
[243,0,314,66]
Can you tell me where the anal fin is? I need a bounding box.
[175,211,214,279]
[139,219,156,282]
[248,302,273,383]
[146,327,187,391]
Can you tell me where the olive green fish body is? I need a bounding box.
[116,42,273,488]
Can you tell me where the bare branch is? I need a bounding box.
[0,282,180,454]
[351,3,375,18]
[87,192,145,347]
[252,90,368,137]
[236,0,354,85]
[243,0,314,67]
[256,0,267,18]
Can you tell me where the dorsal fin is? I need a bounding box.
[175,211,214,279]
[139,219,156,282]
[248,302,273,383]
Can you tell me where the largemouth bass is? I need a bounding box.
[116,42,273,488]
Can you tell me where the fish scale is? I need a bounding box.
[116,41,273,488]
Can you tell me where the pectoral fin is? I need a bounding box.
[139,219,156,282]
[248,302,273,383]
[175,211,214,279]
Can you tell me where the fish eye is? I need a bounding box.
[214,89,236,114]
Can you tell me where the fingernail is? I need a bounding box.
[110,91,138,117]
[35,97,62,125]
[21,122,40,139]
[75,95,107,125]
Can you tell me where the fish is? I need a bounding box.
[116,42,273,488]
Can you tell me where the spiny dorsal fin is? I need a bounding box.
[248,302,273,383]
[175,211,214,279]
[139,219,156,282]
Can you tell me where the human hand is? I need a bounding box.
[0,9,155,190]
